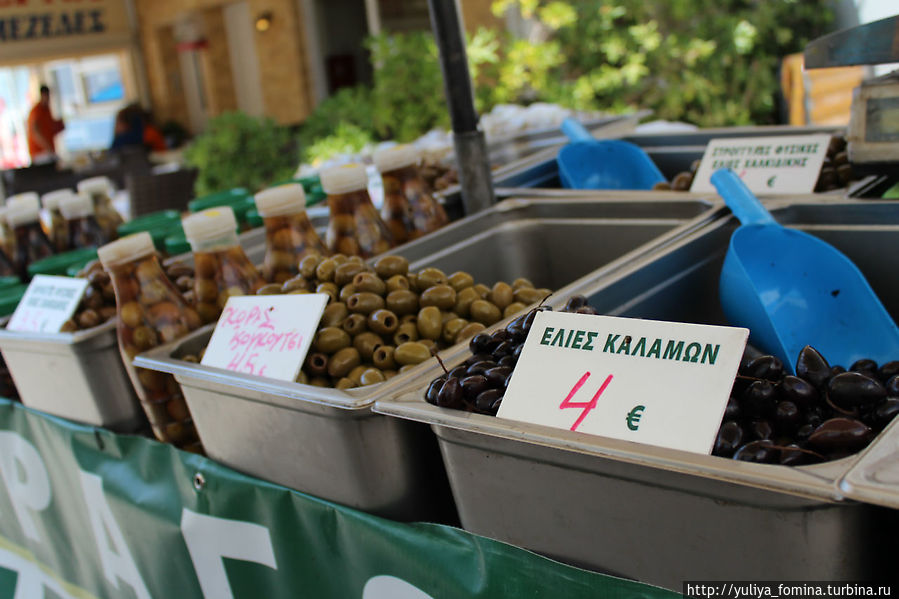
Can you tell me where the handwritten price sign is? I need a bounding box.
[7,275,89,333]
[201,294,328,382]
[499,311,748,455]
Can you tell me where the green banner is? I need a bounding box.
[0,398,676,599]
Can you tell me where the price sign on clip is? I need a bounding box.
[499,312,748,454]
[201,293,328,382]
[7,275,89,333]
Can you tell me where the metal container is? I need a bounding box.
[374,200,899,588]
[134,196,721,519]
[0,321,144,431]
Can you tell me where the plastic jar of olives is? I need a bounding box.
[59,192,108,249]
[40,189,73,252]
[97,232,203,451]
[320,164,394,258]
[0,205,16,261]
[373,144,449,243]
[77,177,123,242]
[254,183,328,283]
[182,206,265,323]
[6,193,55,281]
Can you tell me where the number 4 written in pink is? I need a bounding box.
[559,371,613,431]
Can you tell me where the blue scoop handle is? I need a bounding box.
[711,168,777,226]
[561,117,595,143]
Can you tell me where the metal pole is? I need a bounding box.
[427,0,495,214]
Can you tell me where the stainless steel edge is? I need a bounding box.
[839,411,899,508]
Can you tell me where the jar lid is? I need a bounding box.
[6,194,41,227]
[181,206,238,244]
[255,183,307,217]
[42,189,76,210]
[98,232,155,268]
[77,176,113,196]
[59,193,95,220]
[320,163,368,195]
[6,191,39,207]
[374,144,421,173]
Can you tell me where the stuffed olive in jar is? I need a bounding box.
[373,144,448,243]
[77,177,122,243]
[41,189,73,252]
[6,193,54,280]
[59,192,109,249]
[254,183,328,283]
[320,164,394,258]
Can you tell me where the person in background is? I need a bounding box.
[27,85,65,161]
[110,103,166,153]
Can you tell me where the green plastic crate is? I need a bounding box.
[188,188,250,214]
[0,285,28,317]
[27,248,99,278]
[164,231,192,256]
[118,210,182,238]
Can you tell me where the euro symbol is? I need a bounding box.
[626,405,645,431]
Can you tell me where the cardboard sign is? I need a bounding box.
[690,134,830,194]
[7,275,88,333]
[201,294,328,382]
[498,312,748,454]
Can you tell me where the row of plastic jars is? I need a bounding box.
[77,177,123,242]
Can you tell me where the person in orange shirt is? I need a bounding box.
[27,85,65,160]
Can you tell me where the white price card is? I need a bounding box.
[201,293,328,382]
[7,275,89,333]
[690,134,830,194]
[499,312,749,454]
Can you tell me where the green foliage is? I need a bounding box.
[302,122,375,164]
[297,85,375,150]
[184,112,297,196]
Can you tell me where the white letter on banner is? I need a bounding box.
[362,576,435,599]
[181,508,278,599]
[79,470,153,599]
[0,432,51,543]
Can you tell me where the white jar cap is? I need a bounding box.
[6,191,39,206]
[77,176,113,195]
[6,194,41,227]
[255,184,307,218]
[320,164,368,195]
[374,144,420,173]
[42,189,76,210]
[98,232,155,268]
[182,206,238,244]
[59,193,95,220]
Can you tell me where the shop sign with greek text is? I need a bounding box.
[500,312,748,454]
[690,134,830,194]
[7,274,88,333]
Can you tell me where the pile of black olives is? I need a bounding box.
[424,295,594,415]
[713,345,898,465]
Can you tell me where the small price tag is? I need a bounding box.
[498,312,748,454]
[690,134,830,194]
[7,275,89,333]
[201,294,328,382]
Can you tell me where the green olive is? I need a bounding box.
[60,319,78,333]
[315,327,351,354]
[395,341,431,366]
[331,254,349,266]
[447,271,475,291]
[441,310,456,324]
[470,300,502,326]
[373,255,409,278]
[512,277,534,290]
[400,314,417,325]
[353,331,383,360]
[368,309,399,335]
[415,267,447,290]
[393,322,419,345]
[473,283,490,299]
[442,318,468,345]
[121,301,143,329]
[455,322,486,344]
[335,377,357,390]
[385,289,418,316]
[309,376,330,387]
[196,302,220,323]
[316,282,339,302]
[489,281,514,310]
[321,302,349,327]
[416,306,442,340]
[288,289,311,295]
[315,258,338,282]
[299,254,323,279]
[195,279,218,302]
[418,338,438,354]
[352,272,386,295]
[305,352,329,376]
[347,292,385,314]
[282,275,310,293]
[132,326,158,350]
[419,284,456,310]
[347,365,369,384]
[360,368,386,386]
[335,262,367,287]
[327,346,361,378]
[453,287,479,318]
[383,369,398,379]
[503,302,527,318]
[399,364,417,373]
[342,313,368,336]
[295,370,309,385]
[405,273,418,291]
[338,283,358,303]
[385,275,410,292]
[256,283,283,295]
[372,345,396,369]
[515,287,550,305]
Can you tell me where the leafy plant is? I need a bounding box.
[184,112,297,196]
[297,85,376,151]
[302,122,375,164]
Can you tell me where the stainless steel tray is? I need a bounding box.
[0,320,144,431]
[373,200,899,587]
[134,196,722,518]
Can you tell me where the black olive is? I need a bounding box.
[460,375,489,399]
[796,346,832,388]
[740,380,777,418]
[850,358,878,376]
[746,355,784,381]
[749,419,774,441]
[878,361,899,382]
[466,360,498,376]
[723,396,741,421]
[733,440,779,463]
[425,377,445,405]
[777,375,819,410]
[713,421,744,457]
[827,372,886,409]
[774,400,802,434]
[436,377,464,409]
[475,388,503,412]
[806,418,873,453]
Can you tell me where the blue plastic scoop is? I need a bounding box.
[557,118,665,190]
[712,168,899,371]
